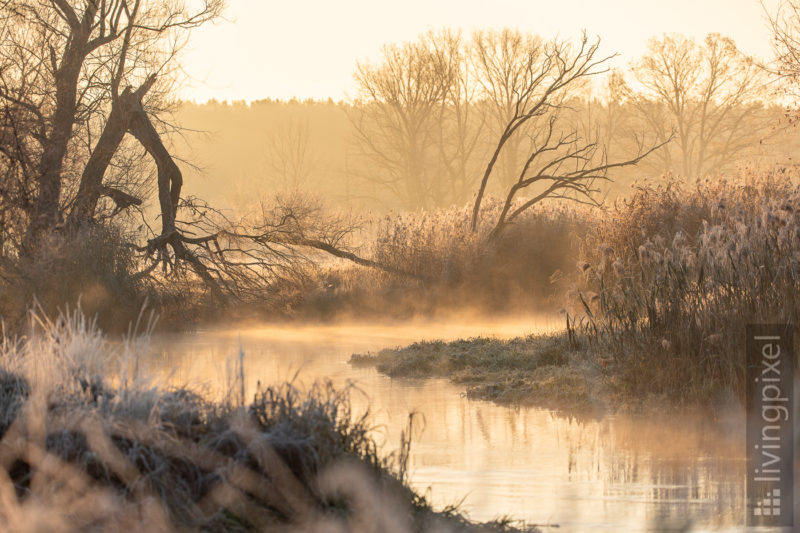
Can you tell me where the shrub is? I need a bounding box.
[0,224,150,332]
[298,200,587,319]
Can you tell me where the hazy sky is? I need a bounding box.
[179,0,782,102]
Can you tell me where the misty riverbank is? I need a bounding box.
[0,312,542,533]
[349,330,744,415]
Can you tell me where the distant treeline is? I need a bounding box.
[172,31,800,214]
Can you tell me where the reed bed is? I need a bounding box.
[300,200,585,319]
[573,168,800,404]
[349,168,800,409]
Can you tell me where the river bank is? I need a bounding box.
[349,330,742,415]
[145,319,747,530]
[0,312,540,533]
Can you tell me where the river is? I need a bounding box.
[144,316,747,532]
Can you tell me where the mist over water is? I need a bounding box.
[145,317,746,531]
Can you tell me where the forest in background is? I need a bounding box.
[172,31,800,216]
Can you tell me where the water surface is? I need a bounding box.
[145,316,748,532]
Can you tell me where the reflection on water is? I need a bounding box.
[144,317,748,532]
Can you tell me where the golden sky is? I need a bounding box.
[178,0,781,102]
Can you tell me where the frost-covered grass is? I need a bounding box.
[350,334,600,412]
[0,310,538,533]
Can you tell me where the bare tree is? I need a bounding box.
[349,30,457,210]
[0,0,223,248]
[570,70,633,169]
[264,117,318,189]
[629,33,770,177]
[432,30,486,206]
[470,33,662,235]
[764,0,800,130]
[486,117,664,240]
[471,29,546,191]
[0,1,394,302]
[0,55,37,255]
[768,1,800,94]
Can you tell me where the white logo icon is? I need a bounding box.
[754,488,781,516]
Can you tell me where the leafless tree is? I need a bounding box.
[471,29,546,191]
[0,1,393,301]
[432,30,487,206]
[767,1,800,99]
[629,33,770,177]
[349,30,458,210]
[470,33,664,236]
[264,117,318,189]
[570,70,633,168]
[762,0,800,138]
[0,1,223,243]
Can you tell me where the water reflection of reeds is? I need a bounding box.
[149,324,752,531]
[555,411,745,530]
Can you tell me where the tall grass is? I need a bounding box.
[0,224,220,334]
[335,167,799,407]
[0,199,584,327]
[573,169,800,403]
